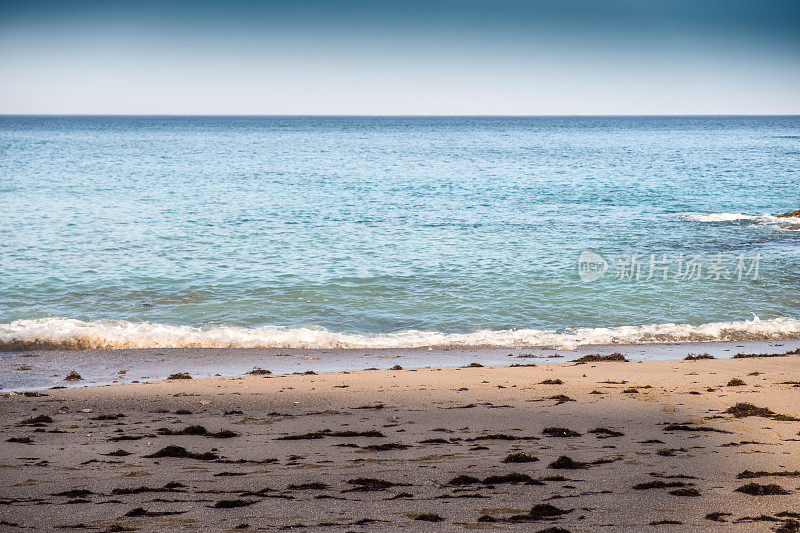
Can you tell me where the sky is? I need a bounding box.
[0,0,798,115]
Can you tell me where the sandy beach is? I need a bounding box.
[4,1,799,531]
[1,352,799,532]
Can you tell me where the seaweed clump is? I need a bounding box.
[685,354,715,360]
[508,504,573,522]
[143,445,218,460]
[734,483,791,496]
[573,353,628,363]
[502,452,539,463]
[725,403,774,418]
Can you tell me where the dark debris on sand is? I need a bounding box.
[112,482,186,495]
[7,436,33,444]
[344,478,410,492]
[737,470,800,479]
[669,488,701,497]
[52,489,95,497]
[572,353,628,363]
[353,403,385,410]
[734,483,791,496]
[482,472,540,485]
[547,455,614,469]
[276,429,385,440]
[90,413,126,421]
[588,427,624,438]
[725,403,775,418]
[414,513,444,522]
[633,480,693,490]
[125,507,186,517]
[211,499,257,508]
[656,448,688,457]
[18,415,53,426]
[542,427,581,438]
[502,452,539,463]
[547,395,575,405]
[663,423,731,434]
[144,445,219,460]
[418,437,451,444]
[733,349,799,358]
[508,504,573,522]
[158,425,238,438]
[685,354,715,360]
[361,442,410,451]
[466,433,540,442]
[549,456,589,469]
[448,475,481,486]
[778,517,800,532]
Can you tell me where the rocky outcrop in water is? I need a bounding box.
[777,210,800,218]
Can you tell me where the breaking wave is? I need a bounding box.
[2,316,799,351]
[686,212,761,222]
[685,212,800,228]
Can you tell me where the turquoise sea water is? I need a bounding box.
[1,116,799,349]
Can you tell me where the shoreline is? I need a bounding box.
[2,338,800,392]
[1,357,798,531]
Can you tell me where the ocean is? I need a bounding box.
[1,115,799,350]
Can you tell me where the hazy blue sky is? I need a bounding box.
[1,0,798,114]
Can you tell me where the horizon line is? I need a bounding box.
[2,113,799,118]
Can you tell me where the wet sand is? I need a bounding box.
[1,354,799,531]
[3,338,800,391]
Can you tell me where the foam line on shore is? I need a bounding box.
[1,316,799,351]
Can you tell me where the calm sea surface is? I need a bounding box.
[1,116,799,349]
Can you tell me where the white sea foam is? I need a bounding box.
[1,316,799,351]
[685,212,761,222]
[685,212,800,228]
